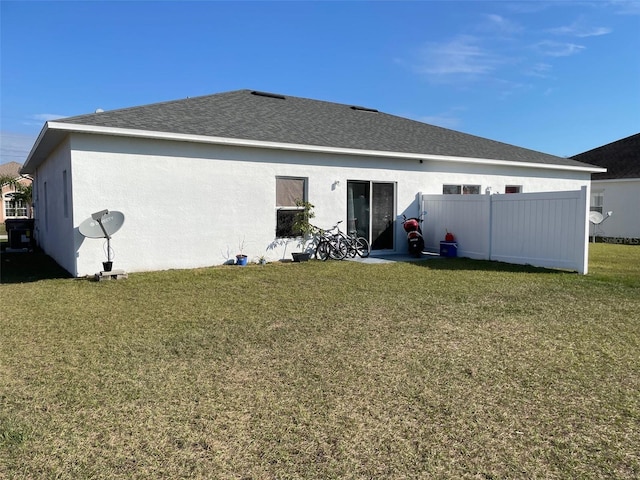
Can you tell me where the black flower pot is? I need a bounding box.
[102,261,113,272]
[292,252,310,262]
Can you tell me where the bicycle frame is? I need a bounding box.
[314,221,370,260]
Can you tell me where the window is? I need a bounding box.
[3,194,27,217]
[63,170,69,218]
[591,191,604,214]
[443,184,480,195]
[276,177,307,237]
[44,181,48,231]
[505,185,522,194]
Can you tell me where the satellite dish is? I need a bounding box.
[79,211,125,238]
[588,210,613,243]
[79,210,125,272]
[589,211,604,225]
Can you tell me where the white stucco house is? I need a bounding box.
[571,133,640,244]
[21,89,604,276]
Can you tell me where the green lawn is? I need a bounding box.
[1,244,639,479]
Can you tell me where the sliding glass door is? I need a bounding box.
[347,181,395,251]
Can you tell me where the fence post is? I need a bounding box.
[487,194,493,261]
[578,185,589,275]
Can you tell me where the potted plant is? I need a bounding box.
[291,252,311,262]
[291,200,316,262]
[236,237,248,266]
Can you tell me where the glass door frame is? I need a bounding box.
[347,180,397,252]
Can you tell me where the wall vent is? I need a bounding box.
[251,91,286,100]
[350,105,378,113]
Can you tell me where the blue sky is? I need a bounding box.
[1,0,639,166]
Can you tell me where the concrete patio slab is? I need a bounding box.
[345,252,442,264]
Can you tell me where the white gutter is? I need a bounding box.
[34,122,607,174]
[592,177,639,183]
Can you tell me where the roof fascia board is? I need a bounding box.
[21,122,54,174]
[45,122,606,174]
[592,177,639,183]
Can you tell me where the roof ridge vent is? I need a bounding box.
[350,105,378,113]
[250,91,286,100]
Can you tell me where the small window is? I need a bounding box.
[505,185,522,194]
[63,170,69,218]
[443,184,480,195]
[44,181,49,231]
[590,191,604,214]
[276,177,307,237]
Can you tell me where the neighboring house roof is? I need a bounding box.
[571,133,640,180]
[0,161,23,179]
[23,89,602,174]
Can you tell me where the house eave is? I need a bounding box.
[22,122,605,174]
[21,123,58,174]
[592,177,639,184]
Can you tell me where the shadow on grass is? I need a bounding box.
[0,244,568,284]
[409,256,567,275]
[1,246,71,284]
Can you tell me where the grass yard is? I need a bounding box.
[1,244,639,479]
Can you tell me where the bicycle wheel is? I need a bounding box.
[315,240,331,261]
[329,238,347,260]
[347,238,357,258]
[355,237,370,258]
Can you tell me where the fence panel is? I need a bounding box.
[421,194,490,260]
[490,189,588,273]
[421,187,589,273]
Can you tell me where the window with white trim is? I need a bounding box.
[276,177,307,237]
[443,184,481,195]
[505,185,522,194]
[4,193,27,218]
[590,191,604,214]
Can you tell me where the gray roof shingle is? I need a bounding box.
[571,133,640,180]
[56,89,594,168]
[0,161,23,178]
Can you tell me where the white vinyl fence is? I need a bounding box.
[420,186,590,274]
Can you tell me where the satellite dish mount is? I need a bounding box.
[79,209,126,274]
[94,210,114,267]
[92,209,111,239]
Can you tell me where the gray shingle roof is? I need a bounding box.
[0,161,23,178]
[56,89,593,168]
[571,133,640,180]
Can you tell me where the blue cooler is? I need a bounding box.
[440,241,458,257]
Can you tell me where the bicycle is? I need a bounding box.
[314,221,370,260]
[314,223,347,261]
[334,222,370,258]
